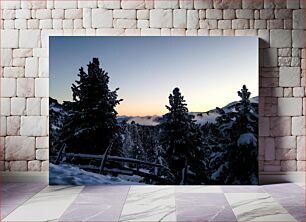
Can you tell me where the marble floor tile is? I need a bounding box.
[283,205,305,222]
[119,185,176,222]
[263,183,304,193]
[222,185,264,193]
[270,192,305,206]
[1,193,35,205]
[81,185,130,194]
[225,193,297,221]
[59,186,130,221]
[175,185,222,193]
[2,186,84,221]
[1,205,18,219]
[1,182,47,193]
[176,193,236,221]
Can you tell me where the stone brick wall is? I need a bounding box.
[0,0,305,172]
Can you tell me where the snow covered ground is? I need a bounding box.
[49,163,144,185]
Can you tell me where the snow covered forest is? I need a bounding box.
[50,58,258,185]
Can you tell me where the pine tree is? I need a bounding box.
[210,85,258,184]
[160,87,203,184]
[60,58,123,156]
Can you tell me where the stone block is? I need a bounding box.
[41,98,49,116]
[15,19,27,29]
[1,117,6,137]
[265,138,275,160]
[65,9,82,19]
[232,19,249,29]
[36,137,49,149]
[35,78,49,97]
[287,0,300,9]
[39,58,49,77]
[1,30,19,48]
[52,9,64,19]
[213,0,241,9]
[1,78,16,98]
[7,116,20,136]
[13,49,32,58]
[281,160,297,171]
[41,161,49,171]
[195,0,213,9]
[1,49,12,67]
[292,30,305,48]
[150,9,172,28]
[274,9,292,19]
[278,98,302,116]
[173,9,187,28]
[20,116,48,136]
[5,136,35,160]
[154,0,178,9]
[293,9,305,29]
[187,10,199,29]
[92,9,113,28]
[1,1,20,9]
[9,161,27,171]
[114,9,136,19]
[36,149,48,160]
[28,160,41,171]
[0,98,10,116]
[270,117,291,136]
[218,20,232,29]
[292,116,305,136]
[297,136,305,161]
[279,67,300,87]
[236,9,254,19]
[293,87,304,97]
[17,78,34,97]
[11,98,26,115]
[242,0,263,9]
[19,30,41,48]
[137,20,149,28]
[140,28,161,36]
[15,9,31,19]
[206,9,222,19]
[114,19,137,28]
[275,136,297,149]
[26,98,41,116]
[137,10,149,19]
[276,148,296,160]
[54,1,77,9]
[98,0,121,9]
[35,9,51,19]
[223,9,235,19]
[270,29,291,48]
[3,67,24,78]
[25,57,38,77]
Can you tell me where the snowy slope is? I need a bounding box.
[49,163,144,185]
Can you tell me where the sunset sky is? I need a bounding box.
[50,36,258,116]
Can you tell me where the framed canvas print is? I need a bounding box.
[49,37,259,185]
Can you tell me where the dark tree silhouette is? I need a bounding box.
[60,58,123,156]
[160,87,203,184]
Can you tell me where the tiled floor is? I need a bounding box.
[0,182,304,221]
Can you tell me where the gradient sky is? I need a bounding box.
[50,36,258,116]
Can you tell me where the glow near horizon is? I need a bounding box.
[50,37,258,116]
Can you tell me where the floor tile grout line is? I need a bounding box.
[2,184,48,219]
[3,185,84,222]
[118,185,132,222]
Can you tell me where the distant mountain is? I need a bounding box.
[117,96,259,126]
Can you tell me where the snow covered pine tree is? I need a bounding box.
[210,85,258,184]
[161,88,204,184]
[60,58,123,156]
